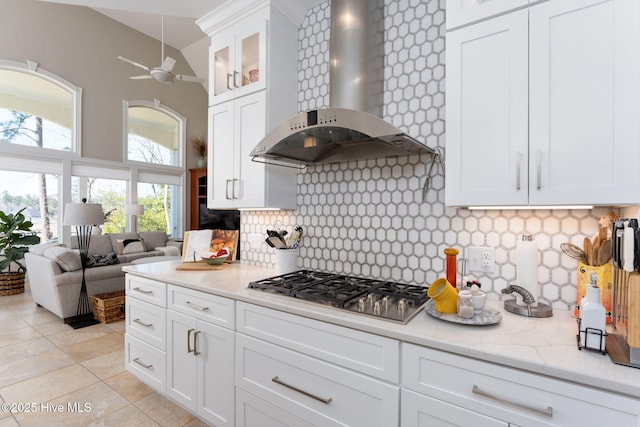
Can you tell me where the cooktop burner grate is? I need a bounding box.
[248,270,429,323]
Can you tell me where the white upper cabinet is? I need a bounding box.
[445,10,529,207]
[446,0,640,207]
[209,14,266,106]
[446,0,529,29]
[528,0,640,205]
[198,1,298,210]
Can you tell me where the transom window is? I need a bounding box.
[0,60,81,153]
[125,100,184,167]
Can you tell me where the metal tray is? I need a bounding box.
[425,300,502,325]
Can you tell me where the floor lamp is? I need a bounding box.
[63,199,104,329]
[126,203,144,232]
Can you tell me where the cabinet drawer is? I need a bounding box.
[236,388,317,427]
[126,298,166,350]
[126,275,166,307]
[125,334,166,394]
[167,284,234,328]
[402,343,640,426]
[236,302,400,382]
[401,388,507,427]
[236,334,398,427]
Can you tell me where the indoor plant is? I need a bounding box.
[0,208,41,295]
[191,135,207,168]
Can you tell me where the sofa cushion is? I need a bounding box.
[109,233,140,254]
[69,234,114,256]
[122,240,145,255]
[85,252,119,268]
[42,246,82,272]
[138,231,168,252]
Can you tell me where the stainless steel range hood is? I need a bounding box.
[250,0,434,166]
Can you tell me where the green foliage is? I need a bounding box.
[0,208,41,273]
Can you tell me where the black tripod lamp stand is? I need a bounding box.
[63,199,104,329]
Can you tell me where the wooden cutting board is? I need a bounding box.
[175,262,229,271]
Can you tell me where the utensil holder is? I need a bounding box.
[428,278,458,314]
[275,248,298,275]
[575,261,613,324]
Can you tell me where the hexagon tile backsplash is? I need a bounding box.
[239,0,613,310]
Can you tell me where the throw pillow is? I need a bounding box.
[85,252,120,268]
[122,239,146,255]
[116,238,146,255]
[42,246,82,272]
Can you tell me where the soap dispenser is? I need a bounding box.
[579,272,606,353]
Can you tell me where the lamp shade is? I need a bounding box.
[63,202,104,226]
[125,204,145,215]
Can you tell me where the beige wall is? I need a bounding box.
[0,0,208,166]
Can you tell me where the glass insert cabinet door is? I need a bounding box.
[209,15,266,105]
[446,0,529,29]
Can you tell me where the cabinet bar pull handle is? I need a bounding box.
[536,150,542,190]
[133,287,153,294]
[233,71,240,88]
[133,357,153,369]
[133,318,152,327]
[226,73,233,90]
[186,301,209,311]
[271,376,332,404]
[515,151,521,190]
[225,179,232,199]
[193,330,201,356]
[187,328,195,353]
[232,178,239,199]
[472,384,552,417]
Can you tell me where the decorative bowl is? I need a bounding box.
[201,256,226,265]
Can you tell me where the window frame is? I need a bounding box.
[0,59,82,157]
[123,99,186,170]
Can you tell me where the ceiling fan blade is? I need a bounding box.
[175,74,204,83]
[130,75,152,80]
[118,56,150,71]
[161,56,176,72]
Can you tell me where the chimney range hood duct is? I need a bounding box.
[250,0,434,166]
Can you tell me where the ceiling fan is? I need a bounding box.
[118,16,203,84]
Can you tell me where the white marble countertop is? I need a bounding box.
[123,261,640,399]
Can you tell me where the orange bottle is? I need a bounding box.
[444,248,459,288]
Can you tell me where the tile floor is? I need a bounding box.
[0,283,210,427]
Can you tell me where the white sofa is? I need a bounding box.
[25,231,181,322]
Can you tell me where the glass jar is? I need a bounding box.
[457,290,475,319]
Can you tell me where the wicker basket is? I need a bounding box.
[0,272,25,296]
[90,290,125,323]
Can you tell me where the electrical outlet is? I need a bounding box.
[467,246,495,274]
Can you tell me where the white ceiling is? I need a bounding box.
[35,0,325,89]
[36,0,324,49]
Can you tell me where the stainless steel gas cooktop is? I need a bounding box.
[248,270,429,324]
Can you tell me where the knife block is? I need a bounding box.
[629,273,640,350]
[575,262,613,324]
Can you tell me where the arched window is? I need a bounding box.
[124,100,185,167]
[0,60,81,153]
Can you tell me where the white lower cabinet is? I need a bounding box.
[125,274,235,427]
[166,304,235,427]
[401,343,640,427]
[236,333,399,427]
[235,302,400,427]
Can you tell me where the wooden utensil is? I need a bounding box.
[598,239,612,266]
[584,237,593,266]
[599,227,608,245]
